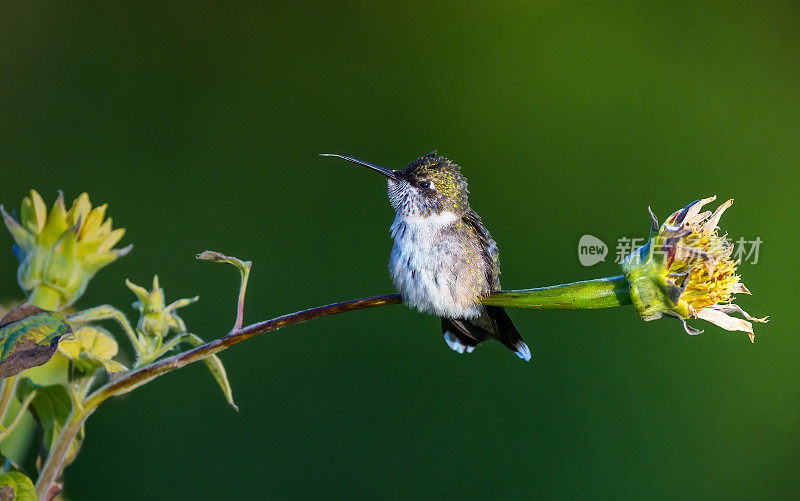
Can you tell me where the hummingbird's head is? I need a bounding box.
[320,151,469,218]
[391,151,469,217]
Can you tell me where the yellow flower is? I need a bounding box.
[1,191,132,309]
[622,196,767,342]
[58,325,127,374]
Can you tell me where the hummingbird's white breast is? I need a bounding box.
[389,211,488,319]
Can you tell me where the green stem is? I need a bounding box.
[34,406,92,501]
[68,305,144,355]
[0,389,36,441]
[233,264,250,331]
[29,285,62,311]
[0,376,18,424]
[480,275,632,309]
[135,333,193,368]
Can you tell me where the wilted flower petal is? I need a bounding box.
[622,196,767,341]
[695,308,755,342]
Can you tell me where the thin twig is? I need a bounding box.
[87,293,403,407]
[233,263,250,331]
[35,293,402,497]
[195,251,252,332]
[68,306,143,354]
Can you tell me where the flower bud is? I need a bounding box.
[126,276,197,342]
[1,191,132,309]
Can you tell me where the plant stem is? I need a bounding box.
[35,293,403,497]
[0,389,36,441]
[85,293,405,407]
[0,376,18,425]
[195,251,252,332]
[67,306,143,354]
[34,406,91,501]
[480,275,631,309]
[35,277,634,497]
[233,263,250,332]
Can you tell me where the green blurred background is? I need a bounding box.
[1,1,798,499]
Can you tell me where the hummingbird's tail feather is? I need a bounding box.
[440,307,531,361]
[441,317,488,354]
[443,330,476,354]
[485,306,531,361]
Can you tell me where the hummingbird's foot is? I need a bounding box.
[443,331,476,354]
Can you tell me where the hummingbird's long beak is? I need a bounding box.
[319,153,402,181]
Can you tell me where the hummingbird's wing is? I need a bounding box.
[445,212,531,361]
[461,210,501,291]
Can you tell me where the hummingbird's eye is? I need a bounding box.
[418,180,432,190]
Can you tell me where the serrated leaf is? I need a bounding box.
[16,378,84,467]
[0,471,35,501]
[0,304,72,380]
[179,333,237,411]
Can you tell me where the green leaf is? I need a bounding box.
[0,304,72,379]
[0,471,35,501]
[178,333,237,411]
[16,378,84,467]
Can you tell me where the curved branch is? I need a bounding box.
[86,293,403,407]
[37,275,634,497]
[35,293,402,497]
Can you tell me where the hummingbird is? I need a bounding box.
[321,151,531,361]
